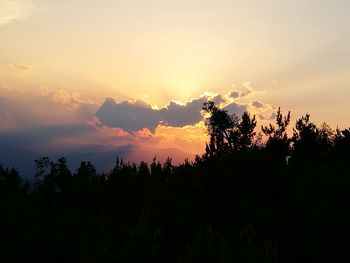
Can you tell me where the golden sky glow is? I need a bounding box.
[0,0,350,165]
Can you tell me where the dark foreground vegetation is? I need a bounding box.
[1,102,350,262]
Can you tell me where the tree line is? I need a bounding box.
[0,101,349,262]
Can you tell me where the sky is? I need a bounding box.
[0,0,349,174]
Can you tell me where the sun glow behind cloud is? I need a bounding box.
[0,81,274,161]
[0,1,350,175]
[1,1,349,121]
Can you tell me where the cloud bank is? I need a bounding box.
[0,83,274,177]
[96,93,249,132]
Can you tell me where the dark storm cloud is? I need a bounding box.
[96,96,248,132]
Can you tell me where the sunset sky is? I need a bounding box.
[0,0,349,172]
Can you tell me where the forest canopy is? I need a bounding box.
[0,101,349,262]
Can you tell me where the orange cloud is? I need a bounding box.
[38,86,98,111]
[152,123,207,154]
[135,128,154,138]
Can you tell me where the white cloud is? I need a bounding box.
[0,0,38,26]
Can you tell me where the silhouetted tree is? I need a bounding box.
[291,114,319,163]
[54,157,72,192]
[34,156,50,187]
[163,157,173,176]
[262,107,291,162]
[151,156,162,177]
[0,166,21,198]
[317,122,334,153]
[75,161,97,184]
[203,101,257,156]
[237,112,257,150]
[138,161,150,176]
[203,101,239,156]
[2,105,350,263]
[334,128,350,153]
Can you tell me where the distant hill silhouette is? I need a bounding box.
[0,143,193,180]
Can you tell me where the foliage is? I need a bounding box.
[0,102,349,262]
[203,101,257,157]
